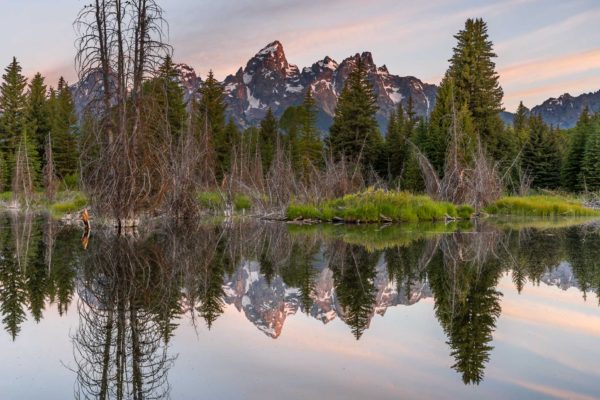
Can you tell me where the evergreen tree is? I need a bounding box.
[259,108,278,172]
[513,101,529,141]
[386,105,406,183]
[446,18,505,159]
[49,77,78,179]
[563,108,591,191]
[328,57,382,170]
[26,73,50,164]
[297,87,323,182]
[0,57,28,187]
[198,70,228,178]
[405,95,416,133]
[522,114,561,189]
[581,116,600,191]
[222,118,241,173]
[279,105,302,171]
[425,77,454,174]
[143,55,187,138]
[402,118,427,192]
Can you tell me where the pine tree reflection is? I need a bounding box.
[428,228,504,385]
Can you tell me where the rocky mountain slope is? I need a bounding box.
[221,40,437,132]
[222,258,431,339]
[501,91,600,129]
[71,41,600,132]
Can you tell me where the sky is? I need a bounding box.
[1,0,599,110]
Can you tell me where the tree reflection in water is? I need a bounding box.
[73,232,178,400]
[1,215,600,392]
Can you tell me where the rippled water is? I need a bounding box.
[1,214,600,399]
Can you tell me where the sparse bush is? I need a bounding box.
[197,191,224,211]
[233,194,252,211]
[486,195,599,217]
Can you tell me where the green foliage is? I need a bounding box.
[287,189,470,222]
[486,195,599,217]
[143,55,187,139]
[61,173,79,190]
[50,192,88,216]
[279,105,302,170]
[425,78,453,174]
[328,57,382,170]
[581,115,600,191]
[563,108,591,192]
[259,108,279,172]
[198,70,229,178]
[49,77,78,179]
[26,73,51,163]
[0,57,28,188]
[446,18,504,158]
[522,115,562,189]
[222,118,241,174]
[297,87,323,182]
[233,194,252,211]
[197,191,225,211]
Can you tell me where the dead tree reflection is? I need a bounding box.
[73,233,176,400]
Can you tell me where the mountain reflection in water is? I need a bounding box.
[0,213,599,398]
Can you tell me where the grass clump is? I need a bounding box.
[486,195,600,217]
[197,191,224,211]
[0,192,13,202]
[233,194,252,211]
[50,192,88,216]
[286,189,473,223]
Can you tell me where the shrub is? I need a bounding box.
[197,191,224,211]
[486,195,599,217]
[50,193,88,215]
[233,194,252,211]
[285,189,472,223]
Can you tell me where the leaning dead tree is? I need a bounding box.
[75,0,173,228]
[413,98,502,210]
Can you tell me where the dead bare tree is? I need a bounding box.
[412,98,503,210]
[75,0,173,228]
[12,134,36,208]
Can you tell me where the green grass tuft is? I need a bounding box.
[485,195,600,217]
[50,193,88,216]
[197,191,225,211]
[233,194,252,211]
[286,189,473,223]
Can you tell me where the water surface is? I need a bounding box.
[1,215,600,399]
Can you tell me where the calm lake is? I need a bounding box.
[1,214,600,399]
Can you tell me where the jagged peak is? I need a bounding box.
[378,64,389,75]
[256,40,285,58]
[319,56,338,70]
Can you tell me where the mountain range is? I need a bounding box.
[72,40,600,132]
[219,258,578,339]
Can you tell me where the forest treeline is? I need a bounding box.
[1,5,599,222]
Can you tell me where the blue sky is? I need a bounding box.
[1,0,599,110]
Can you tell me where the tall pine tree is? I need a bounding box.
[49,77,78,179]
[26,73,50,164]
[259,108,279,173]
[581,115,600,191]
[0,57,28,188]
[563,108,591,192]
[522,114,561,189]
[297,87,323,183]
[198,70,228,179]
[328,57,382,170]
[445,18,505,160]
